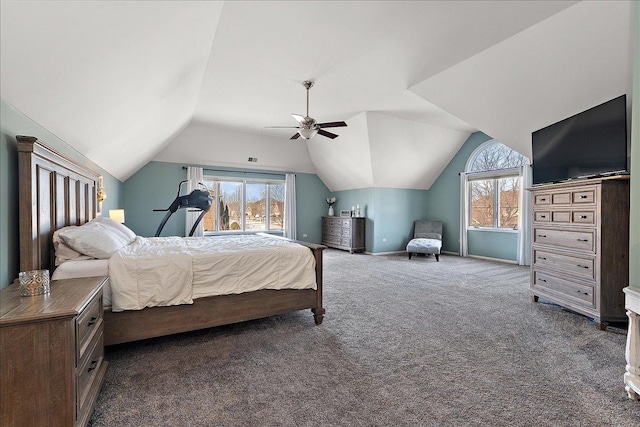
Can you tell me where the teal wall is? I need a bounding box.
[331,188,375,252]
[294,172,330,244]
[123,162,186,237]
[425,132,491,254]
[468,230,517,262]
[332,187,429,253]
[425,131,521,261]
[0,99,123,289]
[122,161,330,243]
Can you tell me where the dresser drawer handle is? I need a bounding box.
[538,256,547,260]
[579,215,588,219]
[87,316,98,326]
[576,290,589,296]
[539,198,546,201]
[539,278,547,283]
[577,264,589,269]
[579,195,588,199]
[540,215,546,218]
[87,360,98,373]
[538,234,547,238]
[576,238,589,242]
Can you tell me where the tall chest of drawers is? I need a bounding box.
[529,177,630,329]
[0,276,108,427]
[322,216,365,253]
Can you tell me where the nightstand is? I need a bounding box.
[1,276,109,427]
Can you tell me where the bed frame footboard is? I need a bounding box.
[104,242,325,346]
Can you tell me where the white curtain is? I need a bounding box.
[517,164,532,265]
[284,174,297,239]
[459,172,469,257]
[185,166,204,237]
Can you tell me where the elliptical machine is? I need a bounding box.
[154,180,213,237]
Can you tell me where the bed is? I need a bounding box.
[17,135,325,346]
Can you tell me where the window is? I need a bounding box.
[467,142,528,231]
[202,177,285,234]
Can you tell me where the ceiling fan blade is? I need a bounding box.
[318,129,339,139]
[317,121,347,128]
[292,114,306,124]
[290,132,301,140]
[265,126,301,129]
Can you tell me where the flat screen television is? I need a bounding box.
[531,95,628,185]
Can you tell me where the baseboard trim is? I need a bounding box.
[366,250,459,257]
[466,254,518,265]
[366,250,406,256]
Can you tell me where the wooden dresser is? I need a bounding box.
[1,276,108,427]
[529,177,629,329]
[322,216,365,253]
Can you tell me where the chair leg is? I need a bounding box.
[435,254,439,262]
[408,252,412,260]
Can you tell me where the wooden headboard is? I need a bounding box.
[17,136,100,273]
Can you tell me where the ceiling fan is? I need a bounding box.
[267,81,347,140]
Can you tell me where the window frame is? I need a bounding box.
[202,175,286,236]
[465,140,528,233]
[467,169,521,232]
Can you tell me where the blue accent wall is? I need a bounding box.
[468,230,518,261]
[295,173,331,244]
[122,161,330,242]
[331,188,375,252]
[0,99,123,289]
[425,131,521,261]
[424,132,492,254]
[123,161,186,237]
[332,187,429,253]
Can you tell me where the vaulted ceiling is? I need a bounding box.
[0,1,633,191]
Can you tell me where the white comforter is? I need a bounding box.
[108,234,317,312]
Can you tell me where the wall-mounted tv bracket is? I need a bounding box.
[153,180,212,237]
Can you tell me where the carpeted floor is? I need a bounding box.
[89,250,640,426]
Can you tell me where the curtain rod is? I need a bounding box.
[182,166,287,177]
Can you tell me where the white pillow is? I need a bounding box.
[92,216,136,242]
[59,221,132,259]
[52,226,94,265]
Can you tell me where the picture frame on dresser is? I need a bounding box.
[339,210,352,217]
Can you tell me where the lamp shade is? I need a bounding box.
[109,209,125,223]
[298,128,318,140]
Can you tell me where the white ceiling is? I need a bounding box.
[1,1,633,191]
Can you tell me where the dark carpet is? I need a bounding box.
[89,250,640,426]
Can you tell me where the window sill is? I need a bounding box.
[467,227,518,234]
[204,230,284,237]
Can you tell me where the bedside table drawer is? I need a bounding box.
[77,331,105,421]
[76,292,103,363]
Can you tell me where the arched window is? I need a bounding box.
[466,141,528,229]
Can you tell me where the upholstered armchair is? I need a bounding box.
[406,220,443,261]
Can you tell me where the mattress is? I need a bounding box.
[52,259,113,306]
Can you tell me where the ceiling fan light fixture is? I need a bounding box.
[298,128,318,140]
